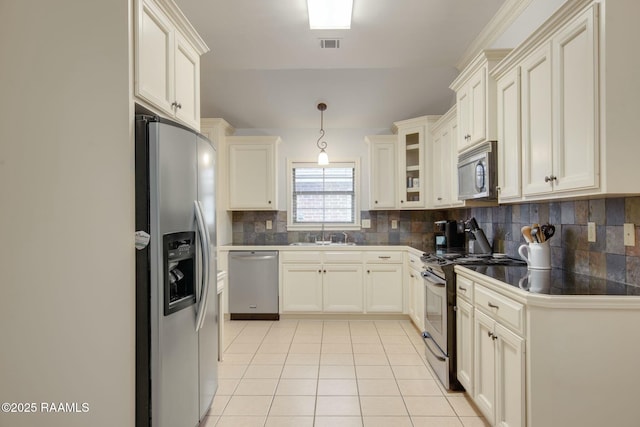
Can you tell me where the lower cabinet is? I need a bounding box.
[280,250,403,314]
[474,310,525,427]
[323,264,364,312]
[455,297,474,393]
[456,271,525,427]
[408,265,424,330]
[365,264,403,313]
[281,263,323,312]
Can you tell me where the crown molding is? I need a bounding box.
[456,0,533,71]
[154,0,210,54]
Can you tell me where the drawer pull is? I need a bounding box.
[378,256,391,259]
[459,286,467,292]
[488,302,499,309]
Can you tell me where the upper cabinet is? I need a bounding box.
[392,116,439,209]
[490,0,639,201]
[366,135,397,210]
[134,0,209,131]
[227,136,280,211]
[450,50,511,154]
[431,106,461,208]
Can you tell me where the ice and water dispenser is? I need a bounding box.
[163,232,196,315]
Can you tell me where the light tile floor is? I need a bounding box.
[203,319,489,427]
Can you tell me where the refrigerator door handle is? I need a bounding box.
[194,200,211,331]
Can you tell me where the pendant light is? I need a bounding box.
[316,102,329,165]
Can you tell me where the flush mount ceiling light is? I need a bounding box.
[316,103,329,165]
[307,0,353,29]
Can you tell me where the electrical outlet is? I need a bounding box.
[624,223,635,246]
[391,220,398,229]
[361,219,371,228]
[587,222,596,242]
[266,220,272,230]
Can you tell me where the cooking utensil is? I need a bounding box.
[541,223,555,241]
[531,227,539,243]
[521,226,533,243]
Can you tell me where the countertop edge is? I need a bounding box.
[455,266,640,308]
[219,244,424,252]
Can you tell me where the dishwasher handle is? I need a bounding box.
[230,253,278,261]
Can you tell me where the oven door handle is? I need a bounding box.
[421,270,446,286]
[422,332,447,361]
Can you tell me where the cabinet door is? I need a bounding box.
[469,68,487,145]
[397,126,424,208]
[449,119,462,205]
[228,142,276,210]
[174,32,200,130]
[282,264,323,312]
[136,0,174,115]
[408,267,424,330]
[521,43,553,196]
[432,127,452,207]
[370,139,397,209]
[552,5,598,193]
[497,68,522,201]
[456,298,474,393]
[323,264,363,312]
[365,264,403,312]
[495,323,525,427]
[457,88,471,152]
[473,309,496,425]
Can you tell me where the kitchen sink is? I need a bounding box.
[289,242,357,246]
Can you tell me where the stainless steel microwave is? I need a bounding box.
[457,141,497,200]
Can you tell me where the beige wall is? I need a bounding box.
[0,1,134,426]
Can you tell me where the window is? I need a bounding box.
[288,161,360,230]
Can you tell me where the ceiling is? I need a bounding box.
[175,0,507,130]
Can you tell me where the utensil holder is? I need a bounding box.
[518,241,551,270]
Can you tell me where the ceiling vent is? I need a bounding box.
[320,39,341,49]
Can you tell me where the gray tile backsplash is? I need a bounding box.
[231,196,640,286]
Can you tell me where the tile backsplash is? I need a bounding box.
[232,196,640,285]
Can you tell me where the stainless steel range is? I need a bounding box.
[420,251,526,390]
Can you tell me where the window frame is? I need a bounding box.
[286,159,361,231]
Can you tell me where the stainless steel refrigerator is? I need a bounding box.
[135,115,218,427]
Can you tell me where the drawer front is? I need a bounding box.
[407,253,421,269]
[364,251,403,264]
[280,251,322,263]
[475,284,524,335]
[323,251,363,263]
[456,275,474,303]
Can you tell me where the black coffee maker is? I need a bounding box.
[434,220,465,254]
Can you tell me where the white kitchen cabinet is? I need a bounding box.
[496,68,522,201]
[450,50,510,153]
[407,252,424,330]
[227,136,280,210]
[550,6,598,193]
[391,116,440,209]
[492,2,611,202]
[323,264,364,312]
[431,107,460,207]
[522,6,598,197]
[474,309,525,427]
[134,0,208,130]
[366,135,397,210]
[365,264,403,313]
[281,251,364,313]
[281,263,323,312]
[456,297,474,393]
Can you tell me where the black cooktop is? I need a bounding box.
[460,265,640,296]
[421,252,527,267]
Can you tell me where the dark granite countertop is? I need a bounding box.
[461,265,640,296]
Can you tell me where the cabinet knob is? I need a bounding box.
[318,270,322,273]
[171,101,182,110]
[400,200,404,204]
[374,200,378,204]
[544,175,557,183]
[437,197,442,201]
[268,200,272,204]
[323,270,327,273]
[488,331,494,338]
[367,270,370,274]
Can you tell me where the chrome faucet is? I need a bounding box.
[342,232,349,244]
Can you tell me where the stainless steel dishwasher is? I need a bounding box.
[228,251,279,320]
